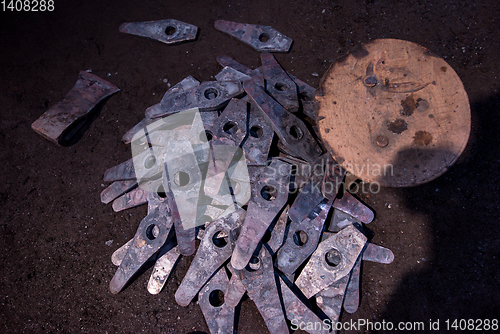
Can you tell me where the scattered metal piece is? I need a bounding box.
[119,19,198,45]
[198,267,235,334]
[215,66,252,82]
[322,154,346,200]
[344,255,362,314]
[216,55,257,77]
[244,75,322,162]
[333,190,374,224]
[103,158,136,182]
[111,183,150,212]
[175,209,245,306]
[234,247,289,334]
[288,154,328,223]
[362,243,394,264]
[145,81,244,118]
[288,74,317,121]
[31,71,119,146]
[316,275,350,324]
[231,159,291,270]
[279,277,330,334]
[211,98,248,147]
[260,53,299,112]
[147,244,180,295]
[276,198,333,276]
[214,20,292,53]
[100,180,137,204]
[295,225,367,299]
[328,209,361,233]
[243,98,274,166]
[111,239,133,266]
[224,271,247,308]
[265,206,289,255]
[110,182,173,294]
[316,38,471,187]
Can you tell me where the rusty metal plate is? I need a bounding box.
[31,71,119,145]
[119,19,198,45]
[316,38,471,187]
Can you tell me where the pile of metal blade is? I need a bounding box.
[101,29,394,334]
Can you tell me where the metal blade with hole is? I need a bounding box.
[31,71,120,146]
[260,53,299,112]
[233,247,289,334]
[244,76,322,162]
[145,81,244,118]
[243,98,274,166]
[231,158,291,270]
[175,208,245,306]
[119,19,197,45]
[100,180,137,204]
[109,181,173,294]
[214,20,292,53]
[295,225,367,299]
[276,198,333,276]
[211,98,248,147]
[279,277,330,334]
[198,267,235,334]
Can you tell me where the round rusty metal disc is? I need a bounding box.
[315,39,471,187]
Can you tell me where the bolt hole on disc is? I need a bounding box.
[288,125,304,140]
[200,130,213,142]
[247,256,261,271]
[325,249,342,267]
[208,289,225,307]
[261,185,278,201]
[223,121,237,135]
[144,155,156,169]
[174,171,190,186]
[259,33,270,43]
[156,184,167,198]
[299,91,312,102]
[145,224,159,240]
[250,125,263,138]
[204,88,219,100]
[293,230,309,246]
[274,82,287,91]
[212,230,228,248]
[165,26,176,35]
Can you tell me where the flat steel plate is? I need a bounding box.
[315,39,471,187]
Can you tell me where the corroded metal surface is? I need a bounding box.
[316,38,471,187]
[295,225,367,299]
[147,244,180,295]
[31,71,119,145]
[119,19,198,45]
[260,53,299,112]
[100,180,137,204]
[243,98,274,166]
[214,20,292,52]
[111,183,150,212]
[332,190,374,224]
[231,159,291,270]
[245,76,322,162]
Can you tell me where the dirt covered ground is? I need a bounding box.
[1,0,499,333]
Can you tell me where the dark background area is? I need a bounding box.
[1,0,499,333]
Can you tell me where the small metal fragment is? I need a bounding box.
[260,53,299,112]
[265,206,289,255]
[231,159,291,270]
[214,20,292,52]
[244,76,322,162]
[198,267,235,334]
[224,271,246,308]
[322,155,346,200]
[119,19,198,45]
[276,198,333,276]
[103,158,136,182]
[344,255,362,314]
[295,225,367,299]
[175,209,245,306]
[31,71,119,146]
[288,74,317,121]
[145,81,244,118]
[362,243,394,264]
[332,191,374,224]
[111,183,150,212]
[147,244,180,295]
[234,247,288,334]
[100,180,137,204]
[279,277,330,334]
[215,66,251,82]
[316,275,350,324]
[216,55,257,77]
[111,239,133,266]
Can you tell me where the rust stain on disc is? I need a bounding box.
[315,39,471,187]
